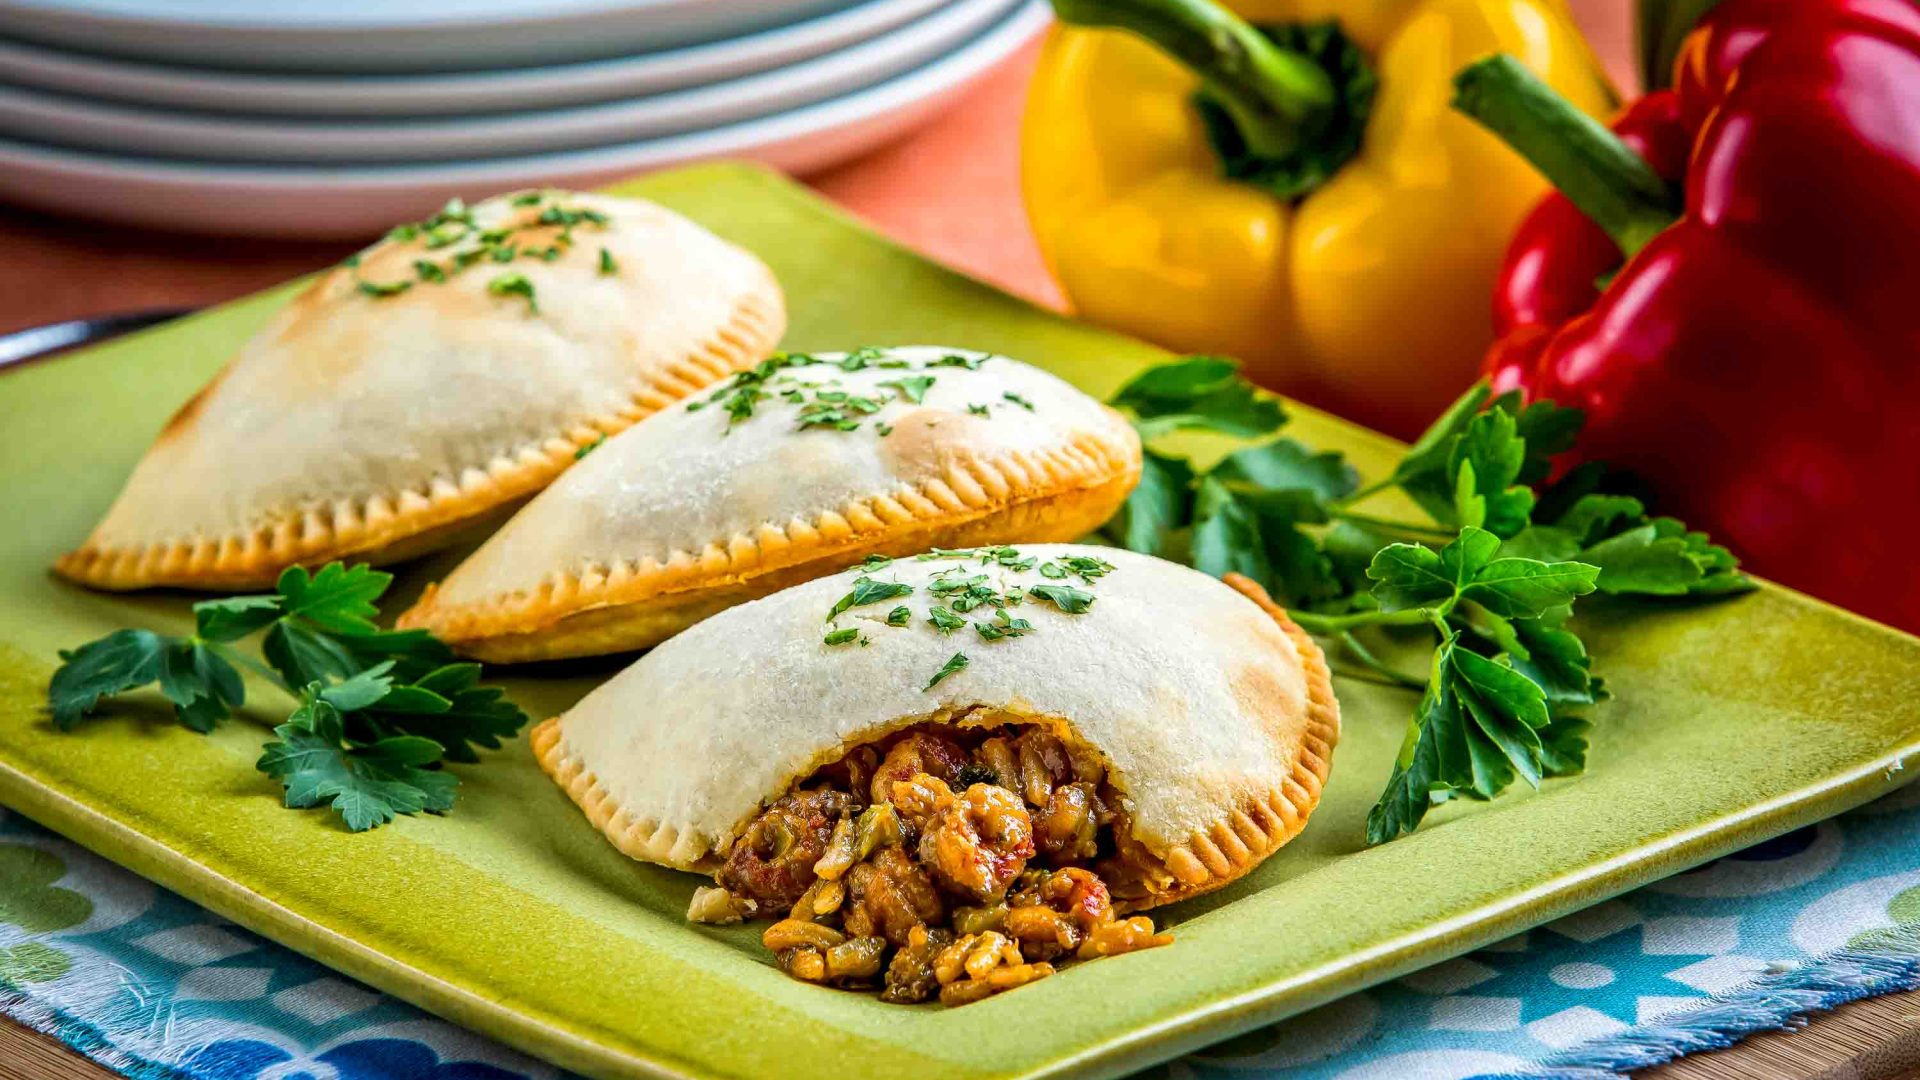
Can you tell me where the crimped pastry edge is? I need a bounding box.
[401,423,1142,661]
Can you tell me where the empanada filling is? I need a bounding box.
[688,715,1173,1006]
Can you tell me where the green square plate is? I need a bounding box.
[3,164,1919,1080]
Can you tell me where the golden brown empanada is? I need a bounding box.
[532,544,1338,910]
[398,348,1142,662]
[56,189,783,591]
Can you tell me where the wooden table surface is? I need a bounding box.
[3,4,1910,1077]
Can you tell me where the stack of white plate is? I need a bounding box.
[0,0,1049,237]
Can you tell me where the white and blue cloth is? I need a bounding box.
[8,787,1920,1080]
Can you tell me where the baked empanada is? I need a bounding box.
[533,542,1337,903]
[398,348,1142,662]
[56,189,783,591]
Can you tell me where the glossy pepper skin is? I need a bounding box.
[1479,0,1920,632]
[1021,0,1615,439]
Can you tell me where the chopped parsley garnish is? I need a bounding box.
[538,204,609,228]
[929,353,989,370]
[838,347,885,371]
[487,273,537,311]
[574,434,606,460]
[886,605,912,627]
[827,577,914,621]
[856,554,894,572]
[599,247,617,275]
[1003,392,1036,411]
[924,652,969,690]
[967,403,992,418]
[880,375,937,404]
[1027,584,1095,613]
[1058,554,1114,581]
[824,628,861,646]
[876,422,894,437]
[987,547,1037,571]
[796,393,884,432]
[350,193,610,307]
[928,606,966,633]
[975,609,1034,640]
[48,563,527,832]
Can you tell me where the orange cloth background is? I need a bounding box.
[0,2,1635,339]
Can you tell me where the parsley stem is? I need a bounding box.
[1330,665,1426,690]
[1288,607,1432,634]
[1327,509,1454,539]
[208,642,293,697]
[1336,631,1428,690]
[1333,477,1395,506]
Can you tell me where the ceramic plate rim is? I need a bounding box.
[0,0,952,117]
[0,0,1019,163]
[0,1,1050,238]
[0,0,865,73]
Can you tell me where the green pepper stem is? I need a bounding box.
[1452,54,1678,259]
[1051,0,1336,161]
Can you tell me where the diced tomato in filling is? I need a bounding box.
[701,718,1172,1006]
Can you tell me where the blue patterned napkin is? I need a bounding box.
[8,786,1920,1080]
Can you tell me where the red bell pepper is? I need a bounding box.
[1454,0,1920,632]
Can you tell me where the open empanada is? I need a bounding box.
[399,348,1142,662]
[532,544,1337,1003]
[56,189,783,591]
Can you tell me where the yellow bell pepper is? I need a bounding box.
[1021,0,1615,437]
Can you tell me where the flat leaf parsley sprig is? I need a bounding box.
[1101,360,1751,845]
[49,563,527,832]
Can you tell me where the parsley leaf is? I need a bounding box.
[975,609,1035,640]
[880,375,936,404]
[1110,356,1286,439]
[827,577,914,621]
[50,561,527,830]
[1106,449,1194,557]
[1448,409,1535,536]
[1027,584,1095,614]
[1366,633,1564,843]
[487,273,537,311]
[258,690,457,833]
[48,629,241,733]
[925,653,969,691]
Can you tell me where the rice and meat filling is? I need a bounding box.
[687,717,1173,1006]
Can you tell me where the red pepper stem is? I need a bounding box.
[1453,54,1678,260]
[1049,0,1336,161]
